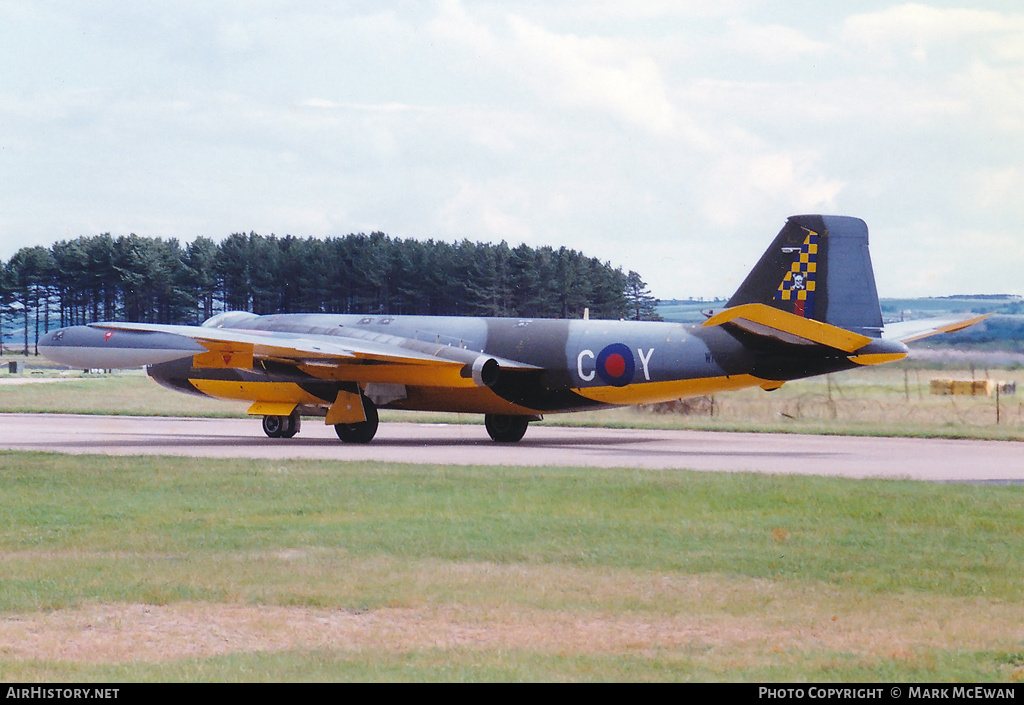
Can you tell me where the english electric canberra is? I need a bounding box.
[39,215,986,443]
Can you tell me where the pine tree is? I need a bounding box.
[626,270,661,321]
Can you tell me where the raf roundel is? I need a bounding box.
[595,343,635,387]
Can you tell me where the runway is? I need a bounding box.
[1,413,1021,481]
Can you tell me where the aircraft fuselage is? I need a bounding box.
[43,215,975,444]
[144,312,868,417]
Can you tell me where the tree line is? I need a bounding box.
[1,232,660,354]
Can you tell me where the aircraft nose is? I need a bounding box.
[40,325,103,347]
[38,327,76,353]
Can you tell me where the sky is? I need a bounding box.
[2,0,1022,301]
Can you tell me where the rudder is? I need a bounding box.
[727,215,883,337]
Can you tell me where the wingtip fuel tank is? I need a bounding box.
[38,326,207,369]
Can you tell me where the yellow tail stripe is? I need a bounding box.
[574,374,769,406]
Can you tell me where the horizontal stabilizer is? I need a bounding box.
[882,313,992,343]
[703,303,874,353]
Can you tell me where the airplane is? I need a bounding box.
[38,215,989,443]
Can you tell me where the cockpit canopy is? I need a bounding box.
[200,311,260,329]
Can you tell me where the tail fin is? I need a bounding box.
[727,215,883,338]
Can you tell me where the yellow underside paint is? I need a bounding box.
[189,376,541,416]
[247,401,298,417]
[191,379,327,407]
[193,374,792,417]
[194,341,255,369]
[325,389,366,425]
[389,386,542,416]
[849,352,908,366]
[297,360,475,387]
[703,303,872,353]
[197,381,366,425]
[574,374,771,406]
[191,336,479,389]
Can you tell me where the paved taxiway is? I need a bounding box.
[1,413,1021,481]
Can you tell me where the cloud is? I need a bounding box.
[720,19,830,65]
[700,149,845,229]
[952,60,1024,132]
[436,179,537,244]
[2,1,1022,299]
[430,0,676,134]
[844,3,1024,62]
[504,16,676,134]
[811,5,1024,139]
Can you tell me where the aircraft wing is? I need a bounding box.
[881,313,992,343]
[44,320,538,389]
[94,321,430,364]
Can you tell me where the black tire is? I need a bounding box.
[263,412,301,439]
[262,414,285,438]
[280,412,301,438]
[484,414,530,443]
[334,397,379,444]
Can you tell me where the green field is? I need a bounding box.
[3,453,1024,682]
[1,360,1023,681]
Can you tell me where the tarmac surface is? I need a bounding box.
[2,413,1022,481]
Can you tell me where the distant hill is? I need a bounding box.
[880,295,1023,318]
[655,298,728,324]
[878,296,1024,351]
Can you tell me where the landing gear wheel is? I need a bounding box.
[484,414,530,443]
[262,412,301,439]
[334,397,379,444]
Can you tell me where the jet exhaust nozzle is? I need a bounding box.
[470,356,501,388]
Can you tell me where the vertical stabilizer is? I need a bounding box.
[727,215,883,337]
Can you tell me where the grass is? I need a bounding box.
[2,358,1023,680]
[559,364,1024,440]
[3,453,1024,681]
[0,371,243,417]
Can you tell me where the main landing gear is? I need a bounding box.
[484,414,531,443]
[333,397,379,444]
[260,398,380,444]
[264,403,530,445]
[262,411,301,439]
